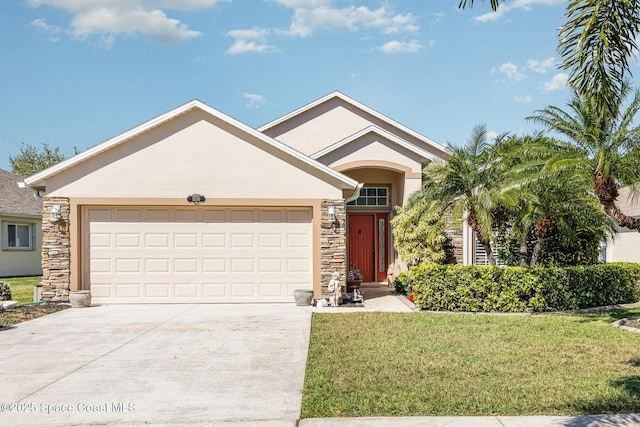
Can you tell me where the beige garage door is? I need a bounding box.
[83,207,313,303]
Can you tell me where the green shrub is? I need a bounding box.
[410,263,640,313]
[0,281,11,301]
[394,271,414,295]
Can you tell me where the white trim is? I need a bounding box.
[259,91,447,155]
[311,125,437,161]
[24,100,359,191]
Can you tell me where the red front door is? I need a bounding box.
[348,214,375,282]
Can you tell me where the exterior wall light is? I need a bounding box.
[51,204,61,222]
[328,205,336,221]
[187,194,206,205]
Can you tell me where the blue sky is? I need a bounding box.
[0,0,578,172]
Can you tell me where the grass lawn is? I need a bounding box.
[2,276,42,305]
[302,309,640,417]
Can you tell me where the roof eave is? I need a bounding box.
[311,125,437,161]
[259,91,447,155]
[23,99,359,192]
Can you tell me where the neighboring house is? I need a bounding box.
[0,169,43,277]
[24,92,455,304]
[605,186,640,263]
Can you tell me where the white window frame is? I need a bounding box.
[2,221,36,251]
[346,186,390,207]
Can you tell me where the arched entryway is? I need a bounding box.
[340,165,409,283]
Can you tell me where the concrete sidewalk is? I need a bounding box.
[300,414,640,426]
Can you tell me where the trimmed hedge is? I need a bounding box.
[397,263,640,313]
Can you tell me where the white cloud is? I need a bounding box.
[243,92,267,108]
[474,0,565,24]
[377,40,423,54]
[29,18,63,42]
[26,0,216,46]
[431,12,445,25]
[496,62,526,82]
[487,131,499,141]
[514,95,532,104]
[272,1,419,37]
[541,73,568,92]
[226,28,280,54]
[527,57,556,73]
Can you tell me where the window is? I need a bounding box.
[473,232,503,266]
[347,186,389,207]
[2,221,35,250]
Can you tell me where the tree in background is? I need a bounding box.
[9,142,67,177]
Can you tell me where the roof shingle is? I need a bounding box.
[0,169,42,217]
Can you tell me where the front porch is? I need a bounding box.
[316,283,415,312]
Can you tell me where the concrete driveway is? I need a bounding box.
[0,303,312,426]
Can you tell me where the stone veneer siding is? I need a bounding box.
[444,216,464,264]
[320,199,346,298]
[41,197,71,302]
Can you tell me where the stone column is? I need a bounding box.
[41,197,71,302]
[444,216,463,264]
[320,199,346,298]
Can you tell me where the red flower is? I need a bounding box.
[409,294,414,303]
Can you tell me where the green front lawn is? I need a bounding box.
[2,276,42,305]
[302,309,640,417]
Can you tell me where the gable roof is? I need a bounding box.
[24,99,359,191]
[259,91,447,156]
[310,125,438,161]
[0,169,42,217]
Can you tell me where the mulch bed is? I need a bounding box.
[0,304,70,328]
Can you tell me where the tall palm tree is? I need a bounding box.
[423,124,505,265]
[558,0,640,119]
[459,0,640,119]
[527,83,640,231]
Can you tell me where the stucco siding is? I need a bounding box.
[264,97,447,159]
[46,110,344,200]
[317,133,423,174]
[607,231,640,263]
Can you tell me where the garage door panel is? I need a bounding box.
[145,283,171,298]
[90,283,112,298]
[203,283,226,297]
[85,206,313,303]
[203,233,226,247]
[146,209,171,222]
[116,209,142,222]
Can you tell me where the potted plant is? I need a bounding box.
[347,267,363,292]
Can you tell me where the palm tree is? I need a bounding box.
[558,0,640,119]
[457,0,501,10]
[492,133,612,267]
[422,124,505,265]
[527,83,640,231]
[458,0,640,120]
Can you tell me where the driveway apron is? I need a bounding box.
[0,303,312,426]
